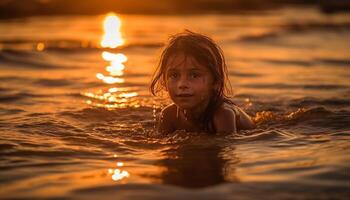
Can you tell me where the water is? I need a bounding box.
[1,7,350,199]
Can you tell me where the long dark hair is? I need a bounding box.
[150,30,233,132]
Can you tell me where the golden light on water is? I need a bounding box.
[102,51,127,61]
[118,92,138,98]
[108,161,130,182]
[102,51,127,76]
[36,42,45,51]
[84,12,141,109]
[108,168,130,182]
[82,88,141,108]
[101,13,124,48]
[97,14,127,84]
[111,169,130,181]
[96,73,125,84]
[96,51,127,84]
[108,87,134,93]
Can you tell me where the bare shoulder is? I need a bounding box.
[214,103,236,118]
[233,105,256,130]
[158,104,177,134]
[213,103,237,134]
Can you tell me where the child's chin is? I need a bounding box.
[175,102,195,110]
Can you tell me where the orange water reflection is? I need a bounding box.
[84,13,140,109]
[97,14,127,84]
[101,13,124,48]
[108,161,130,182]
[36,42,45,51]
[102,51,127,76]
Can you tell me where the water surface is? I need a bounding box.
[0,7,350,199]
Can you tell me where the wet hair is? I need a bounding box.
[150,30,233,132]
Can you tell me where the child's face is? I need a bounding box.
[165,53,215,111]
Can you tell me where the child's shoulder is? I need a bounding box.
[160,103,177,119]
[217,102,257,130]
[212,102,238,134]
[161,103,176,112]
[158,104,178,134]
[214,102,238,121]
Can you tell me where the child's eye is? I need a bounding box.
[167,73,178,79]
[190,72,201,78]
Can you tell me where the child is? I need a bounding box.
[150,30,255,135]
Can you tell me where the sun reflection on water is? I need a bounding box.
[36,42,45,51]
[102,51,127,76]
[98,16,127,85]
[83,12,143,109]
[111,169,130,181]
[107,153,130,182]
[101,13,124,48]
[96,73,125,84]
[108,164,130,182]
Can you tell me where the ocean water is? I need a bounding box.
[0,7,350,199]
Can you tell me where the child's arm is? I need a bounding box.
[157,104,176,134]
[235,107,256,130]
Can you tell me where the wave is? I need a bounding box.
[0,90,48,102]
[281,22,350,32]
[46,42,163,52]
[229,71,262,77]
[70,184,184,200]
[289,97,350,107]
[0,49,71,69]
[0,78,96,103]
[317,58,350,66]
[60,107,124,122]
[0,39,163,52]
[254,106,350,130]
[9,113,135,151]
[260,59,313,67]
[230,129,297,142]
[0,89,102,110]
[241,83,348,90]
[0,145,106,159]
[237,31,280,42]
[58,107,164,146]
[33,78,104,88]
[0,160,81,171]
[0,107,25,115]
[260,58,350,67]
[236,21,350,43]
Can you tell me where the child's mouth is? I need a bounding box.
[176,94,193,98]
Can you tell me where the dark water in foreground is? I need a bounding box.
[0,7,350,199]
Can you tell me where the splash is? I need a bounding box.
[253,110,280,125]
[253,108,308,125]
[253,107,332,126]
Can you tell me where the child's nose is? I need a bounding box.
[178,77,189,89]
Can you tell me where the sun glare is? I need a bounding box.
[101,13,124,48]
[85,12,140,109]
[102,51,127,76]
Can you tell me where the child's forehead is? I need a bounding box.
[166,53,205,70]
